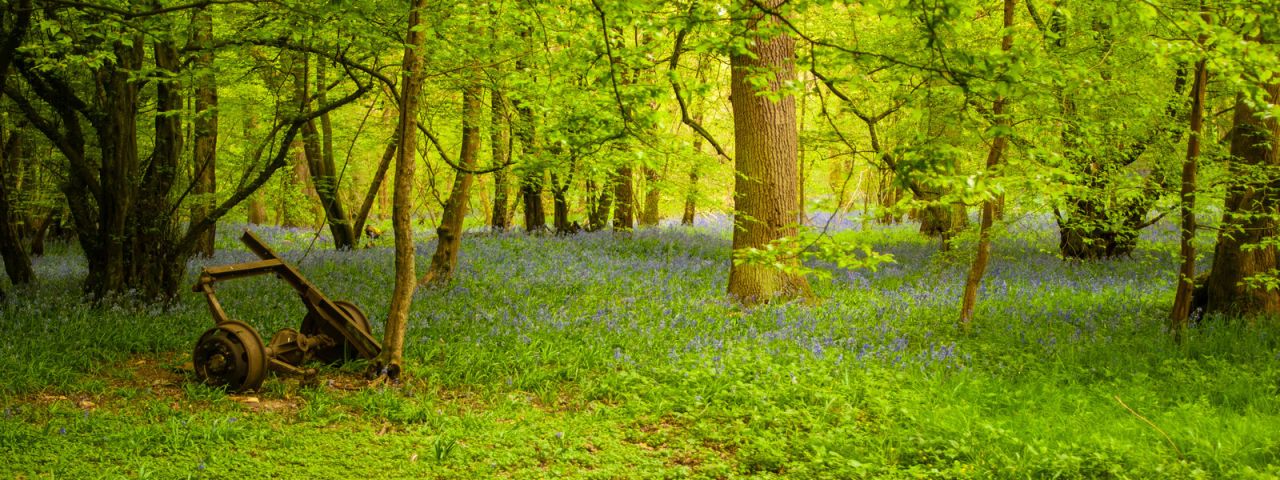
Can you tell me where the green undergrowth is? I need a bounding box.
[1,222,1278,478]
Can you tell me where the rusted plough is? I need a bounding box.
[190,230,381,392]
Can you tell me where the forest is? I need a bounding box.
[1,0,1279,477]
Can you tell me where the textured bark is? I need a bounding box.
[613,165,634,230]
[1204,78,1280,319]
[682,113,704,226]
[0,132,32,285]
[1170,15,1209,331]
[587,177,613,232]
[248,194,268,224]
[380,0,429,375]
[423,85,482,286]
[298,55,355,250]
[959,0,1014,329]
[640,166,660,227]
[491,87,511,230]
[0,4,33,287]
[188,7,217,258]
[354,139,397,243]
[726,0,810,304]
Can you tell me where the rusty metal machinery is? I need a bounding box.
[191,230,381,392]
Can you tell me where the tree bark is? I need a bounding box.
[640,166,660,227]
[613,165,634,230]
[726,0,811,304]
[959,0,1015,330]
[298,55,355,250]
[188,7,217,257]
[379,0,429,377]
[423,85,482,286]
[1170,10,1209,332]
[1204,73,1280,318]
[354,139,397,243]
[491,87,511,230]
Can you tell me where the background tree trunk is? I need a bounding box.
[726,0,810,304]
[1204,79,1280,318]
[188,7,216,257]
[423,85,482,286]
[298,55,355,250]
[640,166,660,227]
[491,87,511,231]
[613,165,634,230]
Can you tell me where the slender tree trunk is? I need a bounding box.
[726,0,810,304]
[959,0,1014,330]
[491,87,511,230]
[1203,59,1280,318]
[682,113,704,226]
[354,139,397,243]
[587,177,613,231]
[423,85,482,286]
[379,0,429,377]
[188,7,216,257]
[1170,12,1209,333]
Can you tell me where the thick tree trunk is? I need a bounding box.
[587,177,613,232]
[1204,78,1280,318]
[640,166,660,227]
[551,173,572,233]
[613,165,634,230]
[423,85,482,286]
[0,136,32,285]
[188,7,217,258]
[491,88,511,231]
[380,0,429,376]
[959,0,1014,330]
[726,0,810,304]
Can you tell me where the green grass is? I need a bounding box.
[1,220,1278,478]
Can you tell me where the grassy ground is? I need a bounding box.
[1,215,1278,478]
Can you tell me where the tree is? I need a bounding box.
[1202,70,1280,317]
[189,6,217,258]
[960,0,1016,330]
[423,83,482,286]
[378,0,430,378]
[1170,6,1210,333]
[726,0,810,304]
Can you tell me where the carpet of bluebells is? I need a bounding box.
[2,213,1279,478]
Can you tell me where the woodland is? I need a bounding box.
[1,0,1280,477]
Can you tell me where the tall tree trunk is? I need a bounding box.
[188,7,217,257]
[423,85,482,286]
[1203,71,1280,318]
[379,0,429,377]
[613,165,634,230]
[551,173,572,232]
[1170,10,1209,333]
[959,0,1015,330]
[491,87,511,230]
[726,0,810,304]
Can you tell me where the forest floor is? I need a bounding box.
[2,214,1279,479]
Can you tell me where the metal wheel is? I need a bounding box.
[192,320,268,392]
[300,300,373,363]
